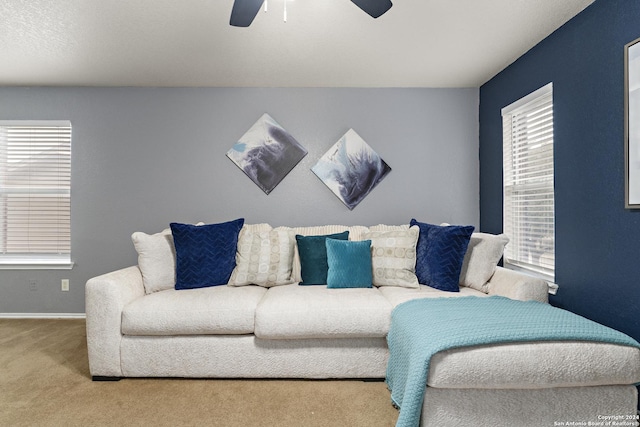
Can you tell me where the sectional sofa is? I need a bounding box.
[85,222,640,426]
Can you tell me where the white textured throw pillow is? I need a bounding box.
[228,228,296,287]
[459,232,509,293]
[131,228,176,294]
[362,226,420,288]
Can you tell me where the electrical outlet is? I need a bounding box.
[61,279,69,292]
[29,280,38,292]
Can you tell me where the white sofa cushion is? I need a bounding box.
[254,284,392,339]
[368,224,410,232]
[363,226,419,288]
[131,228,176,294]
[228,228,296,287]
[121,285,267,336]
[242,223,273,233]
[459,232,509,292]
[379,284,487,308]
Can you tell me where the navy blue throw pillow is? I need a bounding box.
[410,219,474,292]
[170,219,244,290]
[296,231,349,285]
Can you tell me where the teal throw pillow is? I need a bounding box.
[296,231,349,285]
[326,239,373,289]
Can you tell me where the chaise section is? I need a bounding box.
[420,386,638,427]
[428,341,640,389]
[254,284,392,339]
[419,341,640,425]
[122,285,267,336]
[386,295,640,426]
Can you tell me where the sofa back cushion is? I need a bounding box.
[131,228,176,294]
[368,224,410,232]
[459,232,509,293]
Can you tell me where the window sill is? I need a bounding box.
[0,261,74,270]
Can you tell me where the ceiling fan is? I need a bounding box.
[230,0,393,27]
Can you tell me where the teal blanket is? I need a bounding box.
[385,296,640,427]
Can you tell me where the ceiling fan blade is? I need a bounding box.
[350,0,393,18]
[230,0,265,27]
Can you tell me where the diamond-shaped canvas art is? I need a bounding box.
[312,129,391,210]
[227,113,307,194]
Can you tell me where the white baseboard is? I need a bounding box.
[0,313,85,319]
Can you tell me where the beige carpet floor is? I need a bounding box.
[0,319,399,427]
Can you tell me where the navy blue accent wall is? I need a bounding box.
[480,0,640,347]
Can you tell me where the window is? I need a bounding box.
[502,83,554,282]
[0,121,72,269]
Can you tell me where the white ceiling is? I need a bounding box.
[0,0,595,88]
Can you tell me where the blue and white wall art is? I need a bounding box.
[227,113,307,194]
[312,129,391,210]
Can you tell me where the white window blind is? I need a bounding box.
[502,84,554,280]
[0,121,72,268]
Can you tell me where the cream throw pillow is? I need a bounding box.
[459,232,509,293]
[228,228,296,287]
[362,226,419,288]
[131,228,176,294]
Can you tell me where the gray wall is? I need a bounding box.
[0,87,479,314]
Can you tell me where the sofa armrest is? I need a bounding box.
[486,266,549,303]
[85,266,145,377]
